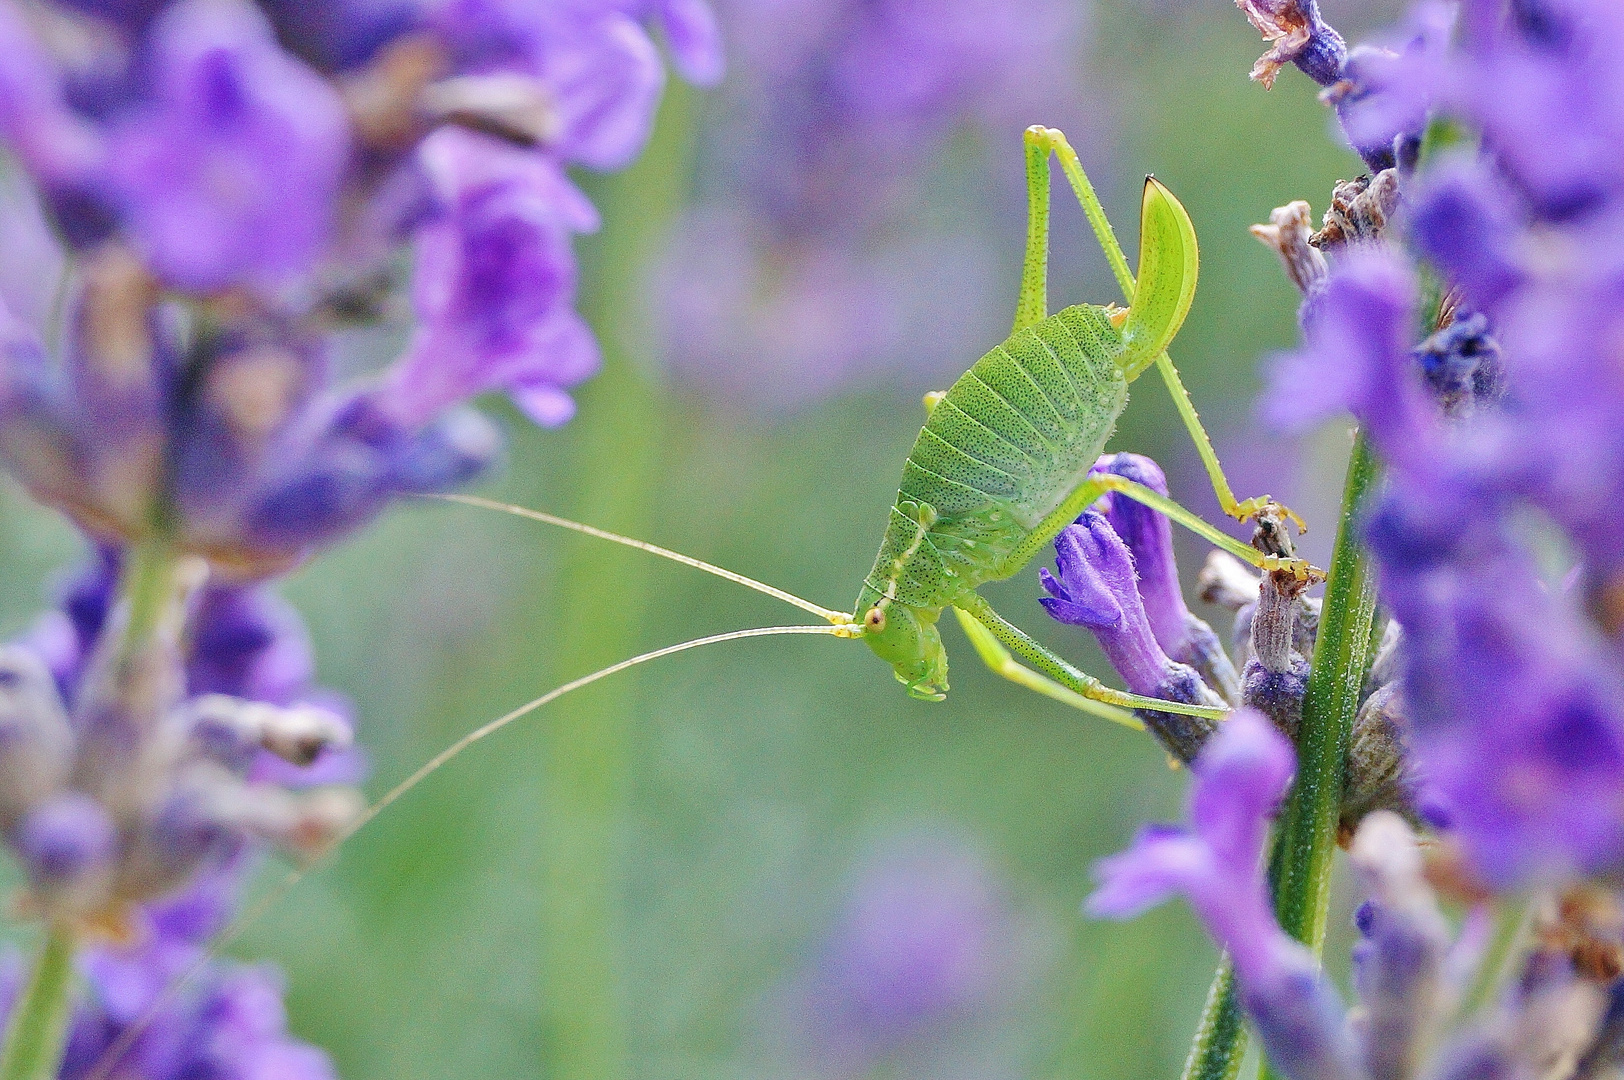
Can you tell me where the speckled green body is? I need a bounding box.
[858,304,1127,612]
[852,304,1131,695]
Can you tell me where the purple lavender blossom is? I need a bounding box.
[792,831,1044,1074]
[1264,248,1438,474]
[1088,710,1363,1080]
[1039,510,1225,761]
[41,866,336,1080]
[106,0,350,292]
[1090,453,1239,702]
[1040,512,1170,697]
[379,126,601,429]
[428,0,719,170]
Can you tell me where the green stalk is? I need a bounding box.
[114,541,180,668]
[537,82,697,1080]
[1178,435,1379,1080]
[0,925,76,1080]
[1257,431,1381,1080]
[1180,958,1248,1080]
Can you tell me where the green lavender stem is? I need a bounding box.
[1180,958,1248,1080]
[1258,430,1381,1080]
[1178,430,1381,1080]
[0,925,76,1080]
[114,540,180,667]
[537,82,697,1080]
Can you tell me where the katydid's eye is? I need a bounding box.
[864,607,886,633]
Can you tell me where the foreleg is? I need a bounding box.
[950,607,1144,730]
[956,594,1228,721]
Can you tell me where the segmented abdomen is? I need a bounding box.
[862,305,1128,610]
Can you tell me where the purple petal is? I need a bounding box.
[1085,827,1209,919]
[106,0,350,291]
[1264,248,1439,472]
[1189,709,1296,869]
[654,0,724,85]
[1408,155,1527,313]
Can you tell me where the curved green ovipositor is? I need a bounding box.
[1120,177,1199,379]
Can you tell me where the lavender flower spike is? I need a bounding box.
[1088,711,1363,1080]
[1039,511,1224,761]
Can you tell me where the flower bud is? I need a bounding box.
[1041,512,1224,762]
[1341,681,1421,839]
[14,791,118,911]
[1348,813,1451,1080]
[0,645,75,826]
[182,694,352,770]
[1093,454,1240,703]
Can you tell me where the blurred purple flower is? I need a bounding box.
[0,0,723,567]
[657,0,1090,410]
[1264,248,1438,474]
[1366,486,1624,887]
[40,867,336,1080]
[1258,0,1624,892]
[380,126,600,429]
[107,0,350,292]
[794,830,1044,1075]
[259,0,419,72]
[429,0,719,169]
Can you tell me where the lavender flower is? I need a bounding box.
[789,830,1046,1076]
[106,0,350,292]
[1039,510,1225,761]
[42,867,337,1080]
[1091,453,1240,703]
[378,126,601,429]
[1087,710,1363,1080]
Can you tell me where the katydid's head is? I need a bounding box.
[854,586,948,701]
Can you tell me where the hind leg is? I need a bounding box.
[1027,125,1306,529]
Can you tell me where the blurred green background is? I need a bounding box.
[0,1,1397,1076]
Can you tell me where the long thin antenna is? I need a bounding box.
[428,493,854,626]
[84,622,852,1080]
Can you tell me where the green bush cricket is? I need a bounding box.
[449,124,1323,727]
[82,128,1330,1069]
